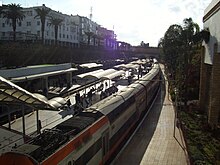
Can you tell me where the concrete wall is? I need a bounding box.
[200,0,220,127]
[203,0,220,64]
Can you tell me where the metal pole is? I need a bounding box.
[36,109,39,134]
[173,89,177,137]
[22,105,25,137]
[7,106,11,130]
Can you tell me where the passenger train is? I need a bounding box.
[0,62,161,165]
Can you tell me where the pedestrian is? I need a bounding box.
[88,89,93,103]
[67,99,71,111]
[75,92,80,104]
[105,81,108,88]
[138,65,143,79]
[128,75,132,85]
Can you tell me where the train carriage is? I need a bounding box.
[0,63,161,165]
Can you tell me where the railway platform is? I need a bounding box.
[113,65,189,165]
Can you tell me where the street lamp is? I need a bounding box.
[173,88,178,137]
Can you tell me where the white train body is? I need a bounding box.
[0,64,161,165]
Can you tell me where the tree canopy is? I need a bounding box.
[49,16,63,45]
[159,18,202,104]
[2,3,25,41]
[34,6,51,44]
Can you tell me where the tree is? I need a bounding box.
[161,24,183,77]
[96,34,103,47]
[49,16,63,45]
[160,18,201,105]
[84,31,94,46]
[2,3,25,41]
[34,6,51,44]
[180,18,200,104]
[0,5,5,14]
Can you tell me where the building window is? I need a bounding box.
[18,22,22,26]
[63,34,65,38]
[46,31,49,36]
[2,32,5,36]
[59,33,61,38]
[67,35,68,39]
[37,31,40,36]
[27,22,31,26]
[27,31,31,34]
[2,23,5,27]
[37,21,40,26]
[26,11,32,16]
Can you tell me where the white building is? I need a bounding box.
[0,4,79,47]
[0,4,119,49]
[199,0,220,127]
[98,26,117,49]
[71,15,100,46]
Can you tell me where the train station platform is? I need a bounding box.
[113,65,189,165]
[0,79,127,154]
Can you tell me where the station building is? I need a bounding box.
[200,0,220,128]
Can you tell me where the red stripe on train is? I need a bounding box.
[42,116,108,165]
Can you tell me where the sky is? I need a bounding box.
[1,0,212,46]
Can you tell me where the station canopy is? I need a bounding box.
[74,69,104,80]
[113,63,139,70]
[78,63,103,69]
[0,76,56,110]
[10,68,77,83]
[101,70,125,80]
[131,59,147,65]
[74,69,123,82]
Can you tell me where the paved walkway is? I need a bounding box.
[113,65,189,165]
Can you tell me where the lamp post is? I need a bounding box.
[173,88,178,137]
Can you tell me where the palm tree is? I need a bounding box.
[2,3,25,41]
[84,31,94,46]
[0,5,5,14]
[181,18,200,105]
[96,34,103,47]
[49,16,63,45]
[161,18,201,105]
[34,6,51,44]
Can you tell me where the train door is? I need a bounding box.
[102,130,109,162]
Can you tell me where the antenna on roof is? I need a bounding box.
[90,6,93,20]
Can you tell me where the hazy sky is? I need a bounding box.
[1,0,212,46]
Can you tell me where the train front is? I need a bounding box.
[0,150,38,165]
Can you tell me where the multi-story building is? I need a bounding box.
[0,4,120,49]
[97,26,117,49]
[0,4,79,47]
[200,0,220,128]
[71,15,100,46]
